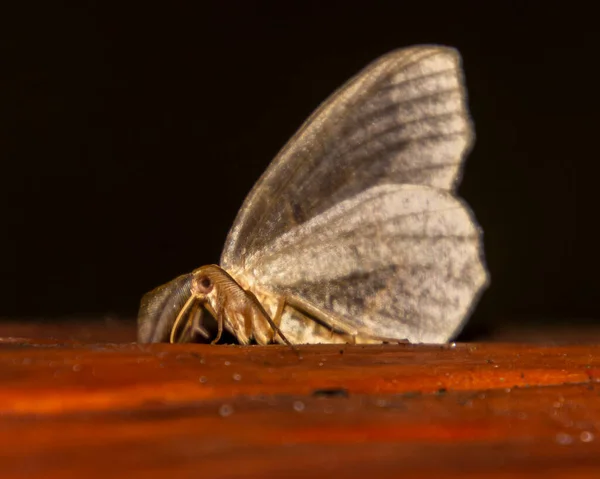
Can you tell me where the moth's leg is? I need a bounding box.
[286,295,359,339]
[244,289,294,348]
[177,301,200,342]
[211,317,223,344]
[243,305,254,340]
[326,330,358,345]
[203,301,225,345]
[245,296,285,346]
[357,334,410,345]
[345,332,401,345]
[337,330,395,345]
[192,326,211,340]
[269,296,287,343]
[189,302,210,341]
[179,316,194,343]
[248,306,268,345]
[212,311,225,345]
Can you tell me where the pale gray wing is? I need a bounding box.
[221,45,474,270]
[249,184,488,344]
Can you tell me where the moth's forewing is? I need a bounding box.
[220,45,489,344]
[222,46,474,269]
[137,273,193,343]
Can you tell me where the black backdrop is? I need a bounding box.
[2,2,598,338]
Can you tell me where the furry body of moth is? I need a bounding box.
[167,265,291,346]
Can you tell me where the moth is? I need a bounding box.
[137,45,489,346]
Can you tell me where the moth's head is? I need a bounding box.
[137,273,194,343]
[189,265,220,298]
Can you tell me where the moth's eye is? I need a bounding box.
[196,275,213,294]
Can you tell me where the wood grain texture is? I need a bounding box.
[0,320,599,478]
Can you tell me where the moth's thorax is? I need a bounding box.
[192,264,276,345]
[223,265,255,291]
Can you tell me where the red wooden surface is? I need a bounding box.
[0,319,599,478]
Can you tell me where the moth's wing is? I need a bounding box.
[137,273,193,343]
[248,184,488,344]
[221,45,474,270]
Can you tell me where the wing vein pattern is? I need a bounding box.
[220,45,488,344]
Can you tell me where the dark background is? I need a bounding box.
[1,2,598,338]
